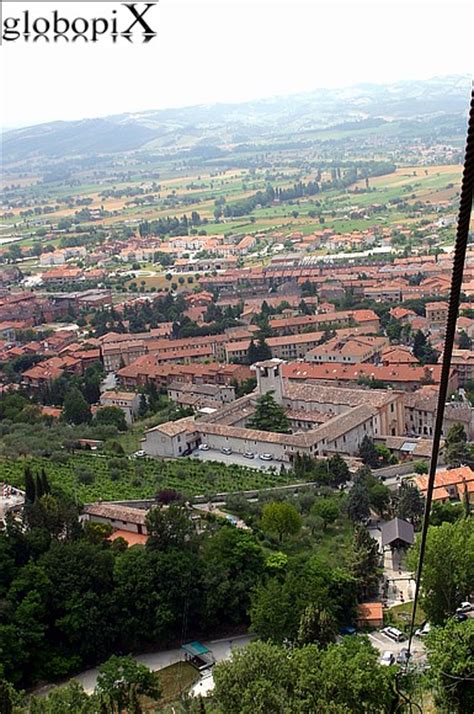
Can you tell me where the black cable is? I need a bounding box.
[406,87,474,663]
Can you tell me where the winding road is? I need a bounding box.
[72,634,253,694]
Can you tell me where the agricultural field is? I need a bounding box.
[1,453,296,503]
[1,149,463,278]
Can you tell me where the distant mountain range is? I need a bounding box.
[2,75,470,164]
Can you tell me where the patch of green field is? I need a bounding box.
[1,453,297,502]
[142,662,199,710]
[387,602,425,630]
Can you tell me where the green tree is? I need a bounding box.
[28,681,93,714]
[138,394,148,418]
[212,638,396,714]
[406,518,474,623]
[350,526,381,601]
[430,500,464,526]
[201,527,265,628]
[249,556,350,645]
[311,498,340,530]
[113,546,201,649]
[213,640,292,714]
[396,481,424,528]
[458,329,472,350]
[445,422,473,468]
[94,406,127,431]
[246,337,272,365]
[261,502,302,542]
[368,482,391,516]
[326,453,350,487]
[23,465,36,504]
[63,387,91,425]
[246,339,259,365]
[425,619,474,713]
[297,603,337,647]
[145,505,195,551]
[413,329,438,365]
[358,435,379,469]
[0,679,21,714]
[247,392,290,434]
[24,495,81,541]
[39,469,51,496]
[96,655,161,714]
[347,479,370,523]
[292,637,396,713]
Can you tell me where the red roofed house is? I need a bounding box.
[356,602,384,629]
[414,466,474,503]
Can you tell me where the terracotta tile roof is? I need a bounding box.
[415,466,474,492]
[425,301,449,310]
[40,406,62,418]
[382,347,419,364]
[227,331,325,353]
[284,380,399,409]
[84,503,148,525]
[101,390,138,402]
[432,487,451,501]
[389,307,416,320]
[109,530,148,546]
[150,416,197,437]
[357,602,383,622]
[283,361,443,385]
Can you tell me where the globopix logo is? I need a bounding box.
[1,2,158,43]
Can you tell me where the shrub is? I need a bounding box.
[75,468,94,485]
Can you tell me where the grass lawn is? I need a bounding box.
[388,601,426,630]
[141,662,199,710]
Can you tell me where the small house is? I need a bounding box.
[381,517,414,551]
[356,602,384,629]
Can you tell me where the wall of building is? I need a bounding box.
[201,429,288,461]
[83,514,147,534]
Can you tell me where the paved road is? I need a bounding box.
[72,635,253,694]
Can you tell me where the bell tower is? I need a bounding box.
[252,359,285,404]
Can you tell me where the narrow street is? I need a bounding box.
[70,634,254,694]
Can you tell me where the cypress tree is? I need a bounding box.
[40,468,51,495]
[24,465,36,503]
[35,473,44,500]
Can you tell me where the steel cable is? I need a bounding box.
[406,87,474,665]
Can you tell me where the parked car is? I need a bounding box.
[221,447,232,455]
[415,622,431,637]
[243,451,255,459]
[339,626,356,636]
[396,648,410,665]
[455,612,468,622]
[198,443,210,451]
[133,450,146,458]
[456,601,472,613]
[259,453,273,461]
[380,651,395,666]
[381,627,406,643]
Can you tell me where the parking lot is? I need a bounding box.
[368,631,426,665]
[192,448,286,472]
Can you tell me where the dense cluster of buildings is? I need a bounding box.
[1,241,474,484]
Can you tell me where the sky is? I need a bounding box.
[0,0,472,129]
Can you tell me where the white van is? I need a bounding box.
[381,626,406,642]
